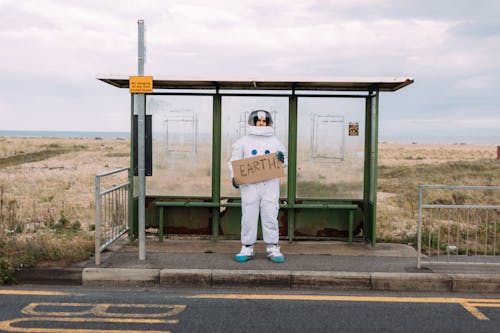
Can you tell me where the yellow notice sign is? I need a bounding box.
[129,76,153,93]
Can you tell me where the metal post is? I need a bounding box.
[417,185,423,269]
[371,91,379,247]
[137,19,146,260]
[138,20,145,76]
[211,94,222,240]
[287,94,298,242]
[363,96,372,243]
[95,175,101,265]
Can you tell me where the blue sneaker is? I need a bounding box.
[235,245,254,262]
[266,244,285,263]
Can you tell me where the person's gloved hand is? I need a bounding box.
[232,178,240,189]
[276,151,285,163]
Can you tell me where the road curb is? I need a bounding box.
[82,268,160,288]
[16,267,83,285]
[450,273,500,293]
[211,269,291,288]
[371,272,452,292]
[160,269,212,288]
[15,267,500,293]
[291,271,372,290]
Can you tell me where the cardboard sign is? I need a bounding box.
[129,76,153,93]
[232,153,285,185]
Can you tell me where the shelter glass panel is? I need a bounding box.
[221,96,289,197]
[145,95,213,196]
[297,97,365,199]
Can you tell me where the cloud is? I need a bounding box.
[0,0,498,139]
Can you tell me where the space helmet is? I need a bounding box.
[247,109,273,127]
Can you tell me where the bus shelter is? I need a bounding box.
[98,76,413,246]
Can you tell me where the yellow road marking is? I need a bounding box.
[460,303,490,321]
[187,294,459,302]
[187,294,500,320]
[468,302,500,307]
[0,290,71,296]
[0,317,176,333]
[22,302,186,318]
[0,302,187,333]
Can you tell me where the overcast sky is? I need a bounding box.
[0,0,499,139]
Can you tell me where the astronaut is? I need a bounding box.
[228,110,287,263]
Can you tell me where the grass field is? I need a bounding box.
[0,136,498,283]
[0,136,129,283]
[377,143,499,244]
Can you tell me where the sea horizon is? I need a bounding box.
[379,135,500,145]
[0,130,129,139]
[0,130,498,145]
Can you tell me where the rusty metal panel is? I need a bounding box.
[294,207,363,239]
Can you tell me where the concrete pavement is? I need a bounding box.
[15,239,500,292]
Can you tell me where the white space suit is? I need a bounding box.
[228,110,287,262]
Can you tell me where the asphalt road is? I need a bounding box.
[1,286,500,332]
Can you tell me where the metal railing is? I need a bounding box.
[417,185,500,269]
[95,167,130,265]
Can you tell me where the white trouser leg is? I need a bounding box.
[240,184,260,245]
[260,179,280,244]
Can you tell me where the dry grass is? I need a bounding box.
[379,142,496,166]
[1,136,498,273]
[0,137,129,272]
[377,142,499,244]
[0,137,129,228]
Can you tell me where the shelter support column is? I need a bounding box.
[363,91,379,247]
[371,92,380,247]
[287,95,298,241]
[212,94,222,240]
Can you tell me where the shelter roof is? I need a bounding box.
[97,75,413,92]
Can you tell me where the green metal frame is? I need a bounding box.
[130,90,379,245]
[362,91,379,247]
[287,94,298,241]
[211,94,222,240]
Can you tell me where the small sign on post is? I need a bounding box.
[232,154,285,185]
[129,76,153,93]
[349,122,359,136]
